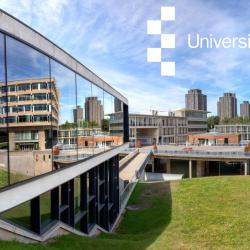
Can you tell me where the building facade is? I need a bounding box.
[0,10,129,239]
[215,124,250,142]
[73,105,84,124]
[85,96,104,126]
[174,108,208,134]
[240,101,250,118]
[129,113,188,147]
[217,93,237,121]
[0,78,59,151]
[185,89,207,111]
[188,131,241,145]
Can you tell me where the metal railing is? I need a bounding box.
[154,149,250,158]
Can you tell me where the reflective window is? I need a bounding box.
[92,84,104,153]
[0,33,8,187]
[6,36,51,183]
[51,60,77,165]
[76,75,93,159]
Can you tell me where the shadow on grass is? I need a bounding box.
[99,181,173,249]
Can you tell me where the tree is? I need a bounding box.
[101,119,110,132]
[207,116,219,129]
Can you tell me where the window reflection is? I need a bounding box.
[0,33,126,189]
[6,37,52,183]
[50,60,77,165]
[76,75,94,158]
[91,84,104,153]
[0,33,8,187]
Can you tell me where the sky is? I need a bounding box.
[1,0,250,115]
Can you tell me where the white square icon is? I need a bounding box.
[147,48,161,62]
[161,62,175,76]
[161,34,175,48]
[147,20,161,35]
[161,6,175,21]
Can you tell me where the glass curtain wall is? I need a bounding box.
[0,32,125,189]
[0,33,8,187]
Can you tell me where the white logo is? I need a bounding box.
[147,6,175,77]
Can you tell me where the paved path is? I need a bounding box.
[119,153,149,181]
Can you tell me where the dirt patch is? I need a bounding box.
[127,205,142,211]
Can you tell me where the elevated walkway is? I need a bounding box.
[120,152,150,182]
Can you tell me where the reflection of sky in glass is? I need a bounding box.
[0,33,4,83]
[6,36,49,81]
[76,75,92,108]
[104,92,114,119]
[51,60,76,124]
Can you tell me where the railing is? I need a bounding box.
[158,143,247,147]
[53,153,91,162]
[154,149,250,158]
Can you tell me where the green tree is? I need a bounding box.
[207,116,219,129]
[101,119,110,132]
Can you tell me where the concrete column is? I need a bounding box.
[166,159,171,173]
[8,132,16,151]
[38,130,46,150]
[196,161,205,177]
[244,161,248,176]
[189,160,192,179]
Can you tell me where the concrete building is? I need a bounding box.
[73,105,84,124]
[129,113,188,147]
[188,131,241,145]
[85,97,104,126]
[174,109,208,134]
[215,124,250,142]
[217,93,237,121]
[240,101,250,118]
[0,78,59,151]
[185,89,207,111]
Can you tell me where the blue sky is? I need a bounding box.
[1,0,250,115]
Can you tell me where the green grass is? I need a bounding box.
[2,176,250,249]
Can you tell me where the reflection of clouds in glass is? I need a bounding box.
[6,36,49,81]
[104,92,114,118]
[76,75,92,107]
[51,60,76,124]
[59,104,75,124]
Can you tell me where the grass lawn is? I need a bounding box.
[1,176,250,249]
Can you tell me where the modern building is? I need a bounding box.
[185,89,207,111]
[129,113,188,147]
[215,124,250,142]
[217,93,237,121]
[174,108,208,134]
[0,10,129,241]
[240,101,250,118]
[85,96,104,126]
[188,131,241,145]
[73,105,84,124]
[0,78,59,151]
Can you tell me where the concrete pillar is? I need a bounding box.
[189,160,192,179]
[244,161,248,176]
[38,130,45,150]
[196,161,205,177]
[8,132,15,151]
[166,159,171,173]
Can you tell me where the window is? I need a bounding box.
[19,95,31,101]
[33,93,47,100]
[18,84,30,91]
[34,104,47,111]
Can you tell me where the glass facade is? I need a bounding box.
[0,32,127,189]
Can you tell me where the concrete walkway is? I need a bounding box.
[119,153,149,182]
